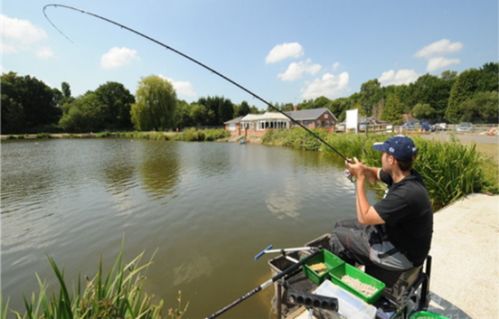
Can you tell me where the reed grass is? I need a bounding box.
[262,129,498,209]
[2,252,187,319]
[174,128,229,142]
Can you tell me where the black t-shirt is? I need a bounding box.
[374,169,433,266]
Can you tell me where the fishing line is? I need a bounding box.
[43,4,350,162]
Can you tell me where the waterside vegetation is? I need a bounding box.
[262,128,498,210]
[1,252,187,319]
[2,129,230,142]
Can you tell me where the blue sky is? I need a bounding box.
[2,0,497,108]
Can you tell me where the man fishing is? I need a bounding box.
[330,135,433,271]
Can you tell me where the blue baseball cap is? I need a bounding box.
[372,135,417,161]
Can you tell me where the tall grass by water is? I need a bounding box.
[1,252,187,319]
[262,129,498,209]
[1,129,230,142]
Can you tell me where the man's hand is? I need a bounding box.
[345,157,367,180]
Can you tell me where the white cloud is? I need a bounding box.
[100,47,138,69]
[0,14,51,56]
[265,42,304,64]
[332,62,340,71]
[415,39,463,58]
[159,75,197,97]
[36,47,54,59]
[301,72,349,99]
[278,59,322,81]
[0,14,47,45]
[378,69,419,86]
[0,42,18,53]
[426,57,460,72]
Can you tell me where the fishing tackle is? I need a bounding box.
[43,4,351,163]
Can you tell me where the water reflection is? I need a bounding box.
[172,254,214,286]
[265,177,303,219]
[138,141,180,199]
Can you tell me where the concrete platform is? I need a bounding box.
[428,193,499,318]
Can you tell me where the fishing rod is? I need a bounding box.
[205,249,321,319]
[42,4,350,163]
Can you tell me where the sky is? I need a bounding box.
[1,0,498,109]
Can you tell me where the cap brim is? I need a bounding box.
[372,142,388,152]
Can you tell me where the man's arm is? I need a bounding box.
[345,158,385,225]
[355,175,385,225]
[364,166,381,183]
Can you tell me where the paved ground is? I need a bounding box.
[428,193,499,318]
[419,131,499,145]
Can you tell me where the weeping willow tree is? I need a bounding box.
[131,75,177,131]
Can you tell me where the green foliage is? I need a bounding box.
[446,63,498,123]
[446,69,482,122]
[413,138,488,208]
[2,252,187,319]
[381,94,405,124]
[1,72,61,133]
[59,92,105,132]
[360,79,382,116]
[1,94,25,133]
[456,91,499,123]
[175,128,228,141]
[197,96,234,126]
[131,76,177,131]
[412,103,436,119]
[262,130,497,209]
[95,82,135,130]
[237,101,251,117]
[406,74,453,121]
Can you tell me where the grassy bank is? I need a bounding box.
[1,129,230,142]
[1,252,187,319]
[262,129,499,210]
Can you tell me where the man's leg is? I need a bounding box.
[329,218,374,266]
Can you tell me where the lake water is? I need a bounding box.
[1,139,378,318]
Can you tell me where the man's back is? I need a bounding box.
[374,170,433,266]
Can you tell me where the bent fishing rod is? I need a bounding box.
[43,4,350,163]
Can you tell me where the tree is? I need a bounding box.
[1,95,25,133]
[237,101,250,116]
[360,79,382,116]
[457,91,498,123]
[381,93,405,124]
[190,103,211,126]
[59,92,105,132]
[95,81,135,130]
[131,75,177,131]
[197,96,234,126]
[61,82,74,103]
[446,69,482,123]
[1,72,61,133]
[406,74,452,121]
[412,103,435,120]
[477,62,499,92]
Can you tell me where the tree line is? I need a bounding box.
[287,62,498,124]
[1,74,259,134]
[1,62,497,134]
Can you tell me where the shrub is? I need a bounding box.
[2,252,187,319]
[262,129,498,209]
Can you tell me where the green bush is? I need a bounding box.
[175,128,228,142]
[263,129,498,209]
[2,252,187,319]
